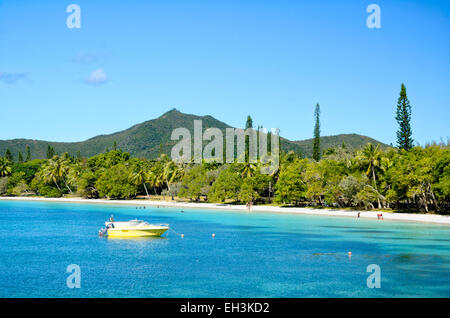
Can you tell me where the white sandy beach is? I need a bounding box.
[1,196,449,225]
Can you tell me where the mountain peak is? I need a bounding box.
[163,108,180,115]
[0,109,388,160]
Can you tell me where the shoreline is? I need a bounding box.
[1,196,449,225]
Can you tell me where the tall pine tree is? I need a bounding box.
[245,115,253,163]
[46,145,55,159]
[18,152,23,163]
[5,149,13,162]
[312,103,321,161]
[395,83,414,150]
[25,145,31,161]
[245,115,253,129]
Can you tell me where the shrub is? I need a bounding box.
[0,177,8,195]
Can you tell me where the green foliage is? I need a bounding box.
[7,172,26,190]
[5,149,13,162]
[238,178,259,204]
[313,103,321,161]
[76,170,99,198]
[396,83,414,150]
[304,159,345,206]
[245,115,253,129]
[96,164,137,199]
[26,145,31,161]
[46,145,55,159]
[356,186,380,210]
[338,174,368,207]
[11,181,29,196]
[244,115,253,163]
[208,166,241,202]
[39,155,73,193]
[7,170,31,196]
[275,159,308,204]
[0,157,12,177]
[11,160,44,184]
[0,124,448,213]
[39,185,63,198]
[88,150,130,170]
[129,160,153,196]
[178,165,215,201]
[0,177,8,195]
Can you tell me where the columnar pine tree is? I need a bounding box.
[245,115,253,163]
[395,83,414,150]
[245,115,253,129]
[25,145,31,161]
[256,125,260,160]
[18,152,23,163]
[46,145,55,159]
[312,103,321,161]
[5,149,13,162]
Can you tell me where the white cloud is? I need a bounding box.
[0,72,28,84]
[86,69,108,85]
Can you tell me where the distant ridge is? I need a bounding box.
[0,109,388,160]
[293,134,390,156]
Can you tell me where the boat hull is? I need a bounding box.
[107,227,168,238]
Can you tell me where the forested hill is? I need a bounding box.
[293,134,390,156]
[0,109,388,159]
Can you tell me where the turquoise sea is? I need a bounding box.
[0,200,449,298]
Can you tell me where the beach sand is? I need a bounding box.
[1,196,449,225]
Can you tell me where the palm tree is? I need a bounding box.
[362,143,382,208]
[42,156,73,193]
[67,161,85,190]
[152,168,165,194]
[59,156,73,194]
[130,163,152,197]
[42,159,62,191]
[0,158,12,177]
[240,161,257,178]
[162,161,183,199]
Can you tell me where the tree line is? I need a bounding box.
[0,144,448,213]
[0,84,448,213]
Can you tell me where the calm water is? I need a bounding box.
[0,200,449,298]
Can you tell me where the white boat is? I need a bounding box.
[100,219,169,238]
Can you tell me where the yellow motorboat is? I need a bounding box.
[99,219,169,238]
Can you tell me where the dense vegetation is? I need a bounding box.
[0,143,448,213]
[1,84,447,213]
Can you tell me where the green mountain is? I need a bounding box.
[0,109,388,160]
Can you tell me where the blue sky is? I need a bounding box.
[0,0,449,145]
